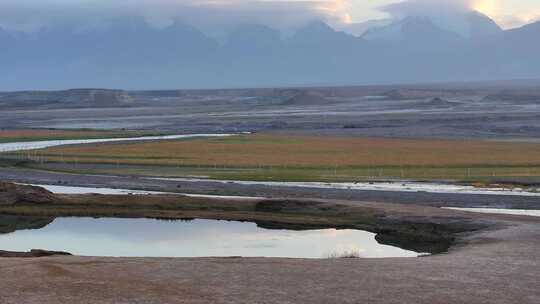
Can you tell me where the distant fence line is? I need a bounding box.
[1,151,539,180]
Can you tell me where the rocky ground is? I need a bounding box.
[1,85,540,140]
[0,183,539,303]
[0,209,539,303]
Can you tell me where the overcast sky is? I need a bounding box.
[1,0,539,32]
[349,0,540,28]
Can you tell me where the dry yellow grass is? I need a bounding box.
[32,134,540,168]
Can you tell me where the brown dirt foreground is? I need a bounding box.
[0,222,538,303]
[0,220,539,304]
[0,186,539,303]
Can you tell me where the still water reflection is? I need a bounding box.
[0,218,420,258]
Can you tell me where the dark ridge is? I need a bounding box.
[283,91,332,106]
[0,249,72,258]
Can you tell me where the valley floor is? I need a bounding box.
[2,84,540,303]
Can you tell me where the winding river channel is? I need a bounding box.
[0,133,234,153]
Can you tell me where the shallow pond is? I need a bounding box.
[0,218,421,259]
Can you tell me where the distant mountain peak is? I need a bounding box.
[339,19,393,37]
[107,16,150,31]
[284,91,330,106]
[508,19,540,34]
[503,19,540,52]
[224,24,281,51]
[363,10,501,41]
[0,15,539,90]
[363,16,457,41]
[292,20,356,45]
[465,11,502,37]
[296,21,337,36]
[228,24,281,41]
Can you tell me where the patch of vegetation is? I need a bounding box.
[326,250,362,259]
[5,133,540,183]
[15,161,540,184]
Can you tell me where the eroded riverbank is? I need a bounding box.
[0,183,495,255]
[1,167,538,209]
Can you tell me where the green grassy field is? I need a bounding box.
[18,163,540,183]
[5,134,540,183]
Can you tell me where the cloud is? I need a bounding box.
[382,0,476,18]
[381,0,540,30]
[492,11,540,29]
[0,0,352,32]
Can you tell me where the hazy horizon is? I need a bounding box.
[1,0,539,34]
[1,0,540,91]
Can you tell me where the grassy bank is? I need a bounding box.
[0,186,489,254]
[15,162,540,184]
[5,134,540,183]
